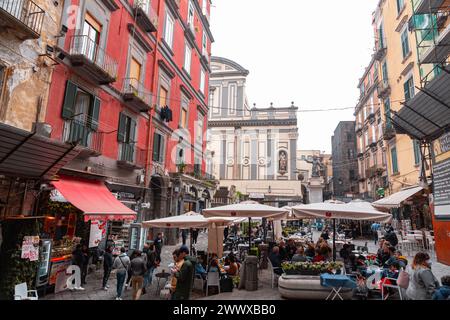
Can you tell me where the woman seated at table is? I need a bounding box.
[207,258,220,273]
[292,246,307,262]
[305,243,316,260]
[394,250,408,269]
[224,256,239,276]
[382,246,397,269]
[195,256,207,280]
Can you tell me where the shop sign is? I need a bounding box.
[21,236,40,261]
[117,192,135,200]
[89,220,107,248]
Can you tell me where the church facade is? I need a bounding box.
[206,57,303,207]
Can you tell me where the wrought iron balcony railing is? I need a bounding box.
[0,0,45,39]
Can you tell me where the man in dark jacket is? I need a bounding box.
[142,243,157,295]
[130,250,147,300]
[173,245,195,300]
[384,230,398,247]
[154,233,163,260]
[102,246,113,290]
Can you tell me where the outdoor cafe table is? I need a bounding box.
[320,273,357,300]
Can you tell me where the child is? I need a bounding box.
[432,276,450,300]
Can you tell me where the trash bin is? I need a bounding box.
[244,256,258,291]
[258,244,268,269]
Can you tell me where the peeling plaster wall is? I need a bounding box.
[0,0,63,131]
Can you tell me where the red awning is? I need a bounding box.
[52,175,137,222]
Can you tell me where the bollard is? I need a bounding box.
[244,255,258,291]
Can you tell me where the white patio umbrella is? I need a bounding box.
[291,201,392,261]
[142,212,242,255]
[203,201,289,247]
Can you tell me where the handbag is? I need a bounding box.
[220,276,234,292]
[397,269,410,289]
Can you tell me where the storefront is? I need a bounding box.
[33,175,137,294]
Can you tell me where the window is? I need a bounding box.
[382,61,388,81]
[61,81,101,144]
[347,133,352,142]
[153,132,165,163]
[200,68,206,94]
[83,12,102,60]
[159,86,168,107]
[201,0,207,13]
[129,57,142,89]
[187,1,195,25]
[384,98,392,127]
[378,25,385,49]
[371,125,376,143]
[391,146,399,174]
[363,105,367,119]
[164,12,174,48]
[364,131,369,147]
[117,113,136,144]
[413,140,421,165]
[0,65,5,102]
[396,0,405,14]
[197,113,204,146]
[202,32,208,56]
[404,76,415,102]
[228,84,236,114]
[359,136,363,153]
[184,44,192,74]
[211,87,220,114]
[401,28,410,58]
[180,97,188,128]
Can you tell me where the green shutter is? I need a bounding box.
[391,147,399,173]
[153,133,160,162]
[117,112,127,142]
[90,96,101,131]
[130,118,137,143]
[61,80,77,119]
[413,140,421,165]
[404,81,410,101]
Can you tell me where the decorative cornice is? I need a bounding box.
[180,84,193,99]
[101,0,119,11]
[127,24,153,53]
[158,59,176,79]
[208,118,298,128]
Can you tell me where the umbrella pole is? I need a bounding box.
[190,228,193,255]
[248,217,252,251]
[333,219,336,262]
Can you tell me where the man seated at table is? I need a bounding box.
[292,246,307,262]
[305,242,316,260]
[382,246,397,269]
[269,246,283,275]
[286,239,297,260]
[278,241,289,261]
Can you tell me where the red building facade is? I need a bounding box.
[45,0,215,243]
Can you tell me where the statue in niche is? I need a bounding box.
[305,155,324,178]
[278,150,288,174]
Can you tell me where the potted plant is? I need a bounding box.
[281,261,343,276]
[177,162,186,173]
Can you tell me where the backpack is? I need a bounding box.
[397,269,410,289]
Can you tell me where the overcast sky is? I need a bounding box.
[210,0,379,154]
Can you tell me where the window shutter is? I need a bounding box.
[90,96,101,131]
[130,118,137,143]
[153,133,161,162]
[117,112,127,142]
[61,80,77,119]
[404,81,410,101]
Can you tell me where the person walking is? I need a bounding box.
[172,245,195,300]
[371,222,381,245]
[130,250,147,300]
[406,252,439,300]
[112,247,130,300]
[80,244,90,285]
[192,228,199,244]
[154,233,163,261]
[181,229,188,245]
[142,243,157,295]
[102,246,113,290]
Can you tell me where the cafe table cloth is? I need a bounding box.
[320,273,357,289]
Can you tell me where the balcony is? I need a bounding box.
[179,163,216,181]
[368,110,376,123]
[122,78,152,112]
[413,0,445,14]
[419,22,450,64]
[62,119,104,157]
[374,38,387,61]
[369,138,378,148]
[117,143,146,169]
[68,35,118,85]
[377,79,391,99]
[366,165,385,178]
[0,0,44,40]
[357,151,364,159]
[185,22,196,41]
[383,124,396,141]
[134,1,158,33]
[355,123,363,134]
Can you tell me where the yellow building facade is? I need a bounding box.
[371,0,426,194]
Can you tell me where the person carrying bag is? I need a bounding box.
[112,247,130,300]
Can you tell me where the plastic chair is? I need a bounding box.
[206,272,220,296]
[14,283,38,300]
[426,236,435,258]
[381,277,403,300]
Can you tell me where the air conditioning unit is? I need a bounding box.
[32,122,52,138]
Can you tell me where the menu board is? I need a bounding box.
[21,236,40,261]
[89,220,107,248]
[433,157,450,218]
